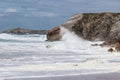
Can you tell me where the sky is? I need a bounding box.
[0,0,120,30]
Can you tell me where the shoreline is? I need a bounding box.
[7,72,120,80]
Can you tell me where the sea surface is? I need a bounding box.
[0,28,120,80]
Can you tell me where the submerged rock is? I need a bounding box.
[91,43,99,46]
[2,27,48,35]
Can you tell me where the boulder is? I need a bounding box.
[108,48,114,52]
[47,27,61,41]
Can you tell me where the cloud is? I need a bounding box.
[5,8,17,13]
[24,12,58,17]
[0,0,120,30]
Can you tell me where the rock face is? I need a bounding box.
[72,13,120,41]
[47,13,120,45]
[2,27,48,35]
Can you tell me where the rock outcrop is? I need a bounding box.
[47,14,83,41]
[2,27,48,35]
[47,13,120,45]
[108,48,114,52]
[47,27,61,41]
[72,13,120,41]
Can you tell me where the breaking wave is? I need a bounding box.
[0,28,120,80]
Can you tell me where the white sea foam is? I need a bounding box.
[46,27,90,50]
[0,28,120,80]
[0,33,46,42]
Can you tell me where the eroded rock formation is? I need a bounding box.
[72,13,120,41]
[47,13,120,45]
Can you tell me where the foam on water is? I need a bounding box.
[46,27,90,50]
[0,33,46,42]
[0,28,120,80]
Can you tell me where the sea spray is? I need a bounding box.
[47,27,90,50]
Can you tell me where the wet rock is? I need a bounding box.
[91,43,99,46]
[100,40,113,47]
[47,27,61,41]
[108,48,114,52]
[115,43,120,52]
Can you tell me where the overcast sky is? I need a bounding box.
[0,0,120,30]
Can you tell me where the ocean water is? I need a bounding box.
[0,28,120,80]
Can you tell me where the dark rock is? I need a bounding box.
[108,48,114,52]
[91,43,99,46]
[2,27,48,35]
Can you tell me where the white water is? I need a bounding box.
[0,28,120,80]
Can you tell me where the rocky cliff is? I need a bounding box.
[72,13,120,41]
[2,27,48,35]
[47,12,120,45]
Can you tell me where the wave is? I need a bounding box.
[0,33,46,43]
[46,27,91,50]
[1,28,120,80]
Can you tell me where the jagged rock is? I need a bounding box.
[2,27,47,35]
[47,12,120,45]
[72,13,120,41]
